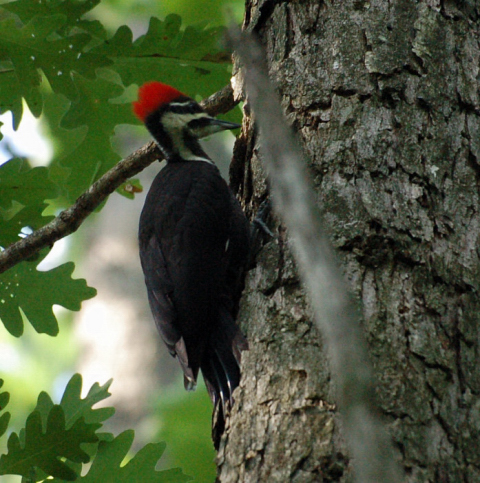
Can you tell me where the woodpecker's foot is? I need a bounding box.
[252,199,274,238]
[249,199,274,266]
[253,215,274,238]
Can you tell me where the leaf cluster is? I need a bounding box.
[0,1,236,478]
[0,374,191,482]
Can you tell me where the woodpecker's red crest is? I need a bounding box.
[133,81,184,122]
[133,81,240,162]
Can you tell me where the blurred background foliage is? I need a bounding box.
[92,0,244,31]
[0,0,244,480]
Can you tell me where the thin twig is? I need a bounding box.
[231,28,404,483]
[0,85,237,274]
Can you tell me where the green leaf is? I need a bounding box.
[33,391,55,428]
[0,252,97,337]
[61,73,127,130]
[60,374,114,433]
[32,374,114,432]
[0,379,11,439]
[53,430,192,483]
[0,158,58,210]
[0,405,99,480]
[56,73,127,199]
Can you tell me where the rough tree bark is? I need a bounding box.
[218,1,480,482]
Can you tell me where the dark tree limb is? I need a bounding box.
[231,29,404,483]
[0,85,237,274]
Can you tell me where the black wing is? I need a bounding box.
[139,161,235,386]
[139,232,195,382]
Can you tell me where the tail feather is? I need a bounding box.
[200,311,248,449]
[205,351,229,407]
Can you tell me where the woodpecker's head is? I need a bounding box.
[133,81,240,162]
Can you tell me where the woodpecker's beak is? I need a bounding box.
[193,117,241,139]
[208,119,241,131]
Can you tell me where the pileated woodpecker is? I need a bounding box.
[133,82,250,444]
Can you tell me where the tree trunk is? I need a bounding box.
[217,1,480,482]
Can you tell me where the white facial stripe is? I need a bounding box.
[163,126,213,163]
[169,101,197,108]
[161,111,209,129]
[177,146,213,163]
[155,138,211,162]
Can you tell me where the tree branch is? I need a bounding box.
[231,29,404,482]
[0,84,237,274]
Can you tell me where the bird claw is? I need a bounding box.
[252,199,274,238]
[248,199,275,267]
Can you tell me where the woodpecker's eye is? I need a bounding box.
[188,117,214,133]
